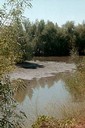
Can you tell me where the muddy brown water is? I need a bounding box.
[11,57,85,128]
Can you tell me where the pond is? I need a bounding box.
[12,71,85,128]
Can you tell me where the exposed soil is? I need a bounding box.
[9,61,76,80]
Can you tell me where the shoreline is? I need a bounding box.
[9,61,76,80]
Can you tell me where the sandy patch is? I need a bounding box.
[9,61,76,80]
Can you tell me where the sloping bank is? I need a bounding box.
[9,61,76,80]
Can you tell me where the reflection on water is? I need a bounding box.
[12,73,85,128]
[13,74,61,102]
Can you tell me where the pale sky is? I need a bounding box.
[0,0,85,26]
[24,0,85,26]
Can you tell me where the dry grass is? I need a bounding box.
[32,57,85,128]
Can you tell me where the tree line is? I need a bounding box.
[2,19,85,60]
[28,20,85,56]
[1,20,85,68]
[1,19,85,68]
[0,0,85,127]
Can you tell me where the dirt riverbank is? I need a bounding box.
[9,61,76,80]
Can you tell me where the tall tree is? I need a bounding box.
[75,23,85,55]
[0,0,32,127]
[0,0,32,75]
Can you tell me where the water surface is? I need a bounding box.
[13,73,85,128]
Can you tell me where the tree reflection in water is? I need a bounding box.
[11,69,85,127]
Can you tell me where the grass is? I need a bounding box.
[32,56,85,128]
[65,57,85,102]
[32,115,76,128]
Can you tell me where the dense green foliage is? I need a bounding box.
[0,0,31,127]
[21,20,84,57]
[26,20,85,56]
[0,0,32,75]
[0,19,85,74]
[1,19,85,73]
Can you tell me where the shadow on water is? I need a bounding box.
[16,61,44,69]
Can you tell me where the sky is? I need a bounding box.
[24,0,85,26]
[0,0,85,26]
